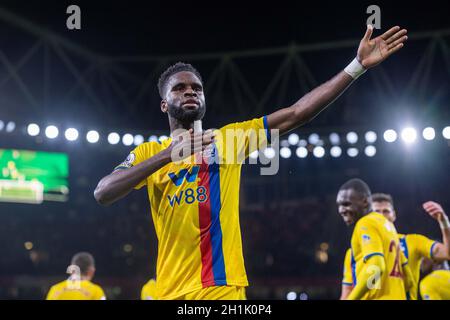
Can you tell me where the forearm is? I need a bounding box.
[437,215,450,260]
[347,255,386,300]
[94,149,172,206]
[340,285,353,300]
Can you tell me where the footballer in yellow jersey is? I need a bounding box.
[337,179,414,300]
[46,252,106,300]
[420,259,450,300]
[95,34,409,299]
[141,279,157,300]
[340,248,353,299]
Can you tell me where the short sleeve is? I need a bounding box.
[420,275,439,300]
[355,218,384,262]
[94,286,106,300]
[216,116,270,164]
[45,285,57,300]
[408,234,437,260]
[342,248,353,286]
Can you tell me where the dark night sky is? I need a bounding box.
[1,0,449,56]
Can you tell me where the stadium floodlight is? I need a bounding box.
[288,133,300,145]
[329,132,340,145]
[280,147,292,159]
[383,129,397,143]
[86,130,100,143]
[298,139,308,147]
[122,133,134,146]
[401,127,417,144]
[422,127,435,141]
[286,292,297,300]
[134,134,144,146]
[249,150,259,159]
[442,126,450,139]
[45,125,59,139]
[148,135,158,142]
[313,146,325,158]
[159,135,169,142]
[347,148,359,157]
[308,133,320,145]
[6,121,15,133]
[108,132,120,145]
[27,124,40,136]
[364,145,376,157]
[296,147,308,158]
[263,147,276,159]
[0,120,4,131]
[365,131,377,143]
[299,293,309,300]
[346,131,358,144]
[330,146,342,158]
[65,128,79,141]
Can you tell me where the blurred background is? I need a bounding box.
[0,0,449,299]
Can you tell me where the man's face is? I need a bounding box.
[336,189,368,226]
[161,71,206,123]
[373,201,396,223]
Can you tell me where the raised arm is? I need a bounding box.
[267,25,408,135]
[423,201,450,261]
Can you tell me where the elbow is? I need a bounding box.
[94,186,111,206]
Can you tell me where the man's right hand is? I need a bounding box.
[167,128,215,163]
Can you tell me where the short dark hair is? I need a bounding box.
[339,178,372,198]
[372,193,394,206]
[157,62,203,98]
[71,252,95,275]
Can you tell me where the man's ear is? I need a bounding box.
[161,100,168,113]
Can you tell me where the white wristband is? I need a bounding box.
[344,58,367,79]
[439,215,450,230]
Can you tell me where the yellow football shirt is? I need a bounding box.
[141,279,157,300]
[420,270,450,300]
[350,212,408,300]
[398,233,437,300]
[46,279,106,300]
[342,248,354,288]
[115,117,270,299]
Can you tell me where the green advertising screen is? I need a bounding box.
[0,149,69,203]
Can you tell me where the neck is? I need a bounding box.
[168,116,195,134]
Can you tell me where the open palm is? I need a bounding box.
[357,25,408,69]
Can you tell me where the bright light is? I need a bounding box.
[365,131,377,143]
[280,147,292,159]
[329,133,340,145]
[364,145,376,157]
[422,127,435,141]
[299,293,309,300]
[45,125,59,139]
[134,134,144,146]
[296,147,308,158]
[0,120,4,131]
[249,150,259,159]
[280,140,290,148]
[159,135,169,142]
[401,127,417,144]
[442,126,450,139]
[65,128,79,141]
[108,132,120,145]
[24,242,34,250]
[383,129,397,143]
[286,292,297,300]
[330,146,342,158]
[288,133,300,145]
[313,146,325,158]
[122,133,134,146]
[263,147,276,159]
[346,131,358,144]
[86,130,99,143]
[308,133,320,145]
[6,121,15,132]
[148,135,158,142]
[347,148,359,157]
[27,124,40,136]
[298,139,308,147]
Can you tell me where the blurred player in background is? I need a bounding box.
[420,258,450,300]
[336,179,414,300]
[46,252,106,300]
[341,196,450,299]
[95,25,408,300]
[141,278,157,300]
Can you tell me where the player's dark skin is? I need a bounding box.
[94,25,408,206]
[336,189,372,225]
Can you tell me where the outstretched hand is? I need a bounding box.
[423,201,446,221]
[357,25,408,69]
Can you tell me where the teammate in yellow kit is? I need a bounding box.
[420,258,450,300]
[46,252,106,300]
[336,179,414,300]
[141,278,157,300]
[94,25,408,300]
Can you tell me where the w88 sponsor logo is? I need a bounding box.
[167,186,208,207]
